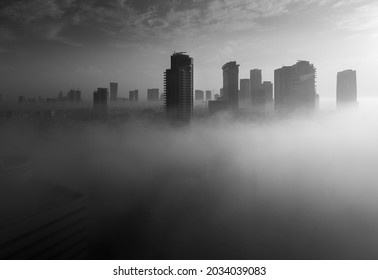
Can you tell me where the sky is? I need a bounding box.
[0,0,378,101]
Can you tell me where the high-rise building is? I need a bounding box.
[93,88,108,114]
[110,83,118,102]
[222,61,239,109]
[195,90,204,101]
[129,90,138,102]
[262,81,273,102]
[337,70,357,107]
[209,62,239,115]
[206,90,212,101]
[274,61,316,113]
[147,88,159,101]
[239,79,250,104]
[67,89,81,102]
[75,90,81,102]
[68,90,76,102]
[250,69,262,105]
[164,52,193,123]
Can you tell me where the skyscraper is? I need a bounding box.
[110,82,118,102]
[93,88,108,115]
[206,90,212,101]
[147,88,159,101]
[164,52,193,123]
[75,90,81,102]
[239,79,250,104]
[250,69,262,105]
[129,90,138,101]
[274,61,316,113]
[262,81,273,102]
[222,61,239,109]
[67,89,76,102]
[67,89,81,103]
[195,90,204,101]
[337,70,357,108]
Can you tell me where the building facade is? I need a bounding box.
[274,61,317,113]
[110,83,118,102]
[239,79,250,105]
[93,88,108,115]
[222,61,239,109]
[129,90,138,102]
[164,52,193,123]
[147,88,159,101]
[195,90,204,101]
[337,70,357,108]
[206,90,212,101]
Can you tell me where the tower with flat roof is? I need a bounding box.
[222,61,239,110]
[110,83,118,102]
[274,61,317,113]
[337,70,357,108]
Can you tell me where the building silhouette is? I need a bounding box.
[110,83,118,102]
[250,69,262,105]
[222,61,239,109]
[209,61,239,115]
[93,88,108,115]
[262,81,273,102]
[337,70,357,108]
[239,79,250,105]
[206,90,212,101]
[164,52,193,123]
[195,90,204,101]
[274,61,317,113]
[147,88,159,101]
[75,90,81,102]
[129,90,138,102]
[67,90,76,102]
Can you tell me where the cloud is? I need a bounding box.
[43,24,83,47]
[2,104,378,259]
[0,0,66,23]
[1,0,375,50]
[334,3,378,31]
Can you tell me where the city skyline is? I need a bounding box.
[2,0,378,263]
[0,0,377,100]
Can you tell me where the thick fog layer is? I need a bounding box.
[1,102,378,259]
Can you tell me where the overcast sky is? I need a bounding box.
[0,0,377,100]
